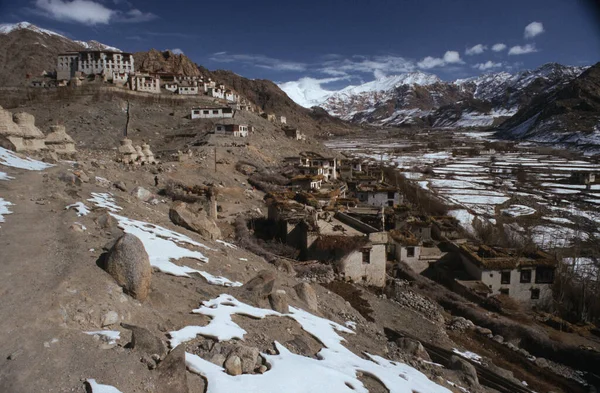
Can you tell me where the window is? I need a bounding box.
[406,247,415,258]
[501,271,511,284]
[520,269,532,283]
[388,191,395,199]
[203,110,210,115]
[361,248,371,264]
[388,200,394,207]
[499,288,509,295]
[531,288,540,299]
[212,110,219,114]
[535,267,555,284]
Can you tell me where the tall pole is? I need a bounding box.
[124,100,130,138]
[214,146,217,173]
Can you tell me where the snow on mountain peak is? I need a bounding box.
[337,72,441,96]
[0,21,66,38]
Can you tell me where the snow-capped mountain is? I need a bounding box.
[0,22,122,85]
[281,63,588,129]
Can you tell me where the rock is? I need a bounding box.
[156,345,188,393]
[114,181,128,192]
[395,338,431,361]
[169,201,221,240]
[122,324,166,357]
[131,186,154,202]
[294,282,318,312]
[534,357,549,368]
[243,270,276,299]
[7,348,23,360]
[492,335,504,344]
[58,172,82,186]
[224,355,242,376]
[69,223,85,233]
[448,316,475,331]
[101,311,119,327]
[506,342,518,351]
[74,170,89,183]
[257,365,268,374]
[208,353,226,367]
[95,212,118,230]
[268,291,288,313]
[450,355,479,386]
[475,326,492,336]
[229,345,260,374]
[105,234,152,301]
[273,259,295,276]
[517,348,530,357]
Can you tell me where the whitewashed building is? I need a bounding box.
[214,122,249,137]
[57,51,134,81]
[191,107,234,119]
[129,73,160,94]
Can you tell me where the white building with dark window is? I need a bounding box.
[191,107,234,119]
[457,244,557,304]
[57,51,134,81]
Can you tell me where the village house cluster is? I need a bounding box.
[51,50,246,103]
[261,151,557,307]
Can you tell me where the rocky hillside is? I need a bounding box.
[133,49,202,76]
[496,62,600,149]
[294,64,587,129]
[210,69,356,136]
[0,22,121,86]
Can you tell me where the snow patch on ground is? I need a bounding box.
[169,294,280,347]
[0,171,14,180]
[66,202,90,217]
[84,330,120,344]
[0,198,14,226]
[216,240,237,249]
[0,147,53,170]
[452,349,482,364]
[500,205,536,217]
[110,214,240,287]
[86,379,123,393]
[532,225,589,249]
[88,193,122,212]
[87,193,240,287]
[449,209,475,234]
[181,294,452,393]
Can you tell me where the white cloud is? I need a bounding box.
[33,0,156,24]
[35,0,114,24]
[465,44,487,55]
[170,48,184,55]
[417,56,445,69]
[473,61,503,71]
[524,21,545,39]
[278,77,344,108]
[443,51,463,63]
[491,43,507,52]
[508,44,538,55]
[417,51,463,69]
[321,55,416,77]
[209,53,307,72]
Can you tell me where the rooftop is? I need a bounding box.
[459,244,557,270]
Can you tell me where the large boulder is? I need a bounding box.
[169,201,221,240]
[450,355,479,387]
[268,291,289,313]
[294,282,318,312]
[121,323,166,358]
[395,338,430,361]
[131,186,155,202]
[156,345,188,393]
[105,234,152,301]
[243,270,276,299]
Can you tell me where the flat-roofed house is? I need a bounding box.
[457,244,557,304]
[214,121,249,137]
[191,107,234,119]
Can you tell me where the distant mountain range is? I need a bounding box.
[281,64,589,130]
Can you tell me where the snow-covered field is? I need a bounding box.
[327,133,600,252]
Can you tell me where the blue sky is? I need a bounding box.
[1,0,599,91]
